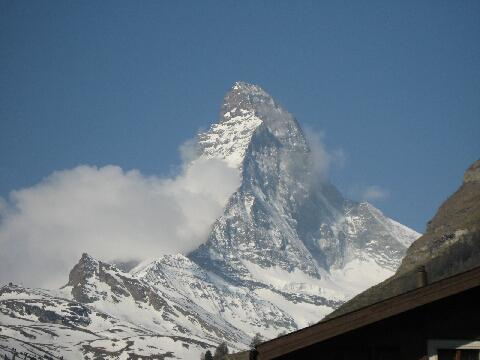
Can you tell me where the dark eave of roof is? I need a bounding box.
[256,265,480,360]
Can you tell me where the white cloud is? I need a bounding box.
[304,129,388,204]
[179,137,200,163]
[0,154,240,288]
[361,185,390,201]
[304,127,345,182]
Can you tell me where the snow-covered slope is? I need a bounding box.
[0,82,420,359]
[0,281,215,359]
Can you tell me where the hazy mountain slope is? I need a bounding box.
[326,159,480,319]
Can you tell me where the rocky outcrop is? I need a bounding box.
[398,159,480,276]
[464,159,480,184]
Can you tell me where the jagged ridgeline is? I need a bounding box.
[0,82,419,359]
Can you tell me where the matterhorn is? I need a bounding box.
[0,82,419,359]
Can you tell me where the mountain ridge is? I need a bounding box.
[326,158,480,319]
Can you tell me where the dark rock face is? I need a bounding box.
[66,253,99,303]
[326,159,480,319]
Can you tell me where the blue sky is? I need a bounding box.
[1,0,479,232]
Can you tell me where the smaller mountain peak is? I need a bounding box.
[65,253,98,289]
[464,159,480,184]
[78,252,98,268]
[80,252,94,261]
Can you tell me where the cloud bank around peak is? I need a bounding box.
[304,127,345,182]
[0,155,240,288]
[361,185,390,202]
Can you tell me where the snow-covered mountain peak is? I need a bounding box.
[220,81,276,119]
[191,83,419,287]
[221,82,306,148]
[198,82,307,168]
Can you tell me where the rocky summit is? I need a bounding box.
[0,82,419,359]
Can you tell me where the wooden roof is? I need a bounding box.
[255,265,480,360]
